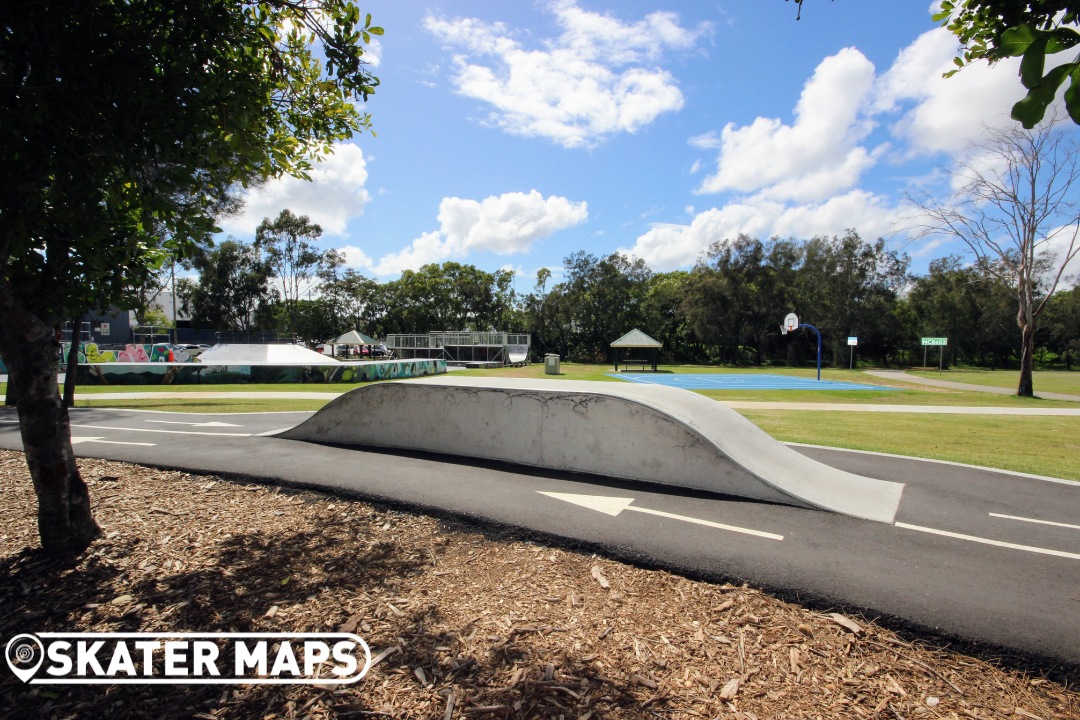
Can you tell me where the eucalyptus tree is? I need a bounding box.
[256,210,340,337]
[911,121,1080,396]
[0,0,381,553]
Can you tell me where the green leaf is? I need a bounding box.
[1019,37,1048,89]
[1000,24,1038,57]
[1011,64,1072,128]
[1065,67,1080,125]
[1046,27,1080,54]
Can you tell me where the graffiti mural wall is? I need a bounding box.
[74,359,446,386]
[63,342,201,364]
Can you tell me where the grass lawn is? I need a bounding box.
[906,368,1080,395]
[742,410,1080,481]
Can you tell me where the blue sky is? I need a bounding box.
[215,1,1054,290]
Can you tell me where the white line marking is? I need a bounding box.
[895,522,1080,560]
[146,420,241,427]
[71,423,252,437]
[627,505,784,541]
[71,436,156,447]
[989,513,1080,531]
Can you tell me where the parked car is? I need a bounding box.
[370,344,389,358]
[171,343,211,358]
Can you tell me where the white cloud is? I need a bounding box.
[369,191,587,276]
[620,190,907,272]
[697,47,879,202]
[219,143,371,237]
[874,27,1026,157]
[657,25,1060,274]
[424,1,710,148]
[336,244,373,268]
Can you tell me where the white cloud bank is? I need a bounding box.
[358,190,588,277]
[622,26,1031,271]
[424,1,710,149]
[219,143,371,238]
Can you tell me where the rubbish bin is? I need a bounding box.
[544,353,560,375]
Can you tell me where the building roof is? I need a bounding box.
[610,328,662,348]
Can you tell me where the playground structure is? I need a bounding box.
[385,331,530,368]
[280,376,905,523]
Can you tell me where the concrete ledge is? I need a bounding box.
[278,377,904,523]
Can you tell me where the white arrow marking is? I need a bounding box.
[71,436,156,447]
[146,420,241,428]
[538,492,784,541]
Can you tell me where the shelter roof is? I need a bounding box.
[610,328,662,348]
[333,329,378,345]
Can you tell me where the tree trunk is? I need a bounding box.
[1017,321,1036,397]
[0,302,100,555]
[62,317,80,408]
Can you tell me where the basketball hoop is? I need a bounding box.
[782,312,799,334]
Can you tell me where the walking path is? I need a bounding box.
[863,370,1080,402]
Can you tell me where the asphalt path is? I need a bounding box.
[0,406,1077,673]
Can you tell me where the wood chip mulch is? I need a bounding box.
[0,450,1077,720]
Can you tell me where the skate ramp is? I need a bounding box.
[198,344,338,364]
[279,377,904,523]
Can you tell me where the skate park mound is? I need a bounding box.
[278,377,904,523]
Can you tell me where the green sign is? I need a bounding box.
[921,337,947,346]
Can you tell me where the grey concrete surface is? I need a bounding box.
[280,377,905,523]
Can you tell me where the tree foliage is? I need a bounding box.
[179,240,276,332]
[935,1,1080,127]
[0,0,381,553]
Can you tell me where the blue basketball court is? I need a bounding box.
[609,373,897,391]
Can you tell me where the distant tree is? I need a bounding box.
[179,240,275,332]
[641,271,702,363]
[0,0,381,553]
[548,252,651,362]
[910,120,1080,395]
[256,210,341,337]
[934,1,1080,127]
[321,267,383,335]
[795,231,909,368]
[291,298,346,345]
[1040,285,1080,368]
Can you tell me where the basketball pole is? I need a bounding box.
[799,324,822,381]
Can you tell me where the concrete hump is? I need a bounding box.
[278,377,904,523]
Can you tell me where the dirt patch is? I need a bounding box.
[1,450,1076,719]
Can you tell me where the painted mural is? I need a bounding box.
[74,359,446,386]
[62,342,199,365]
